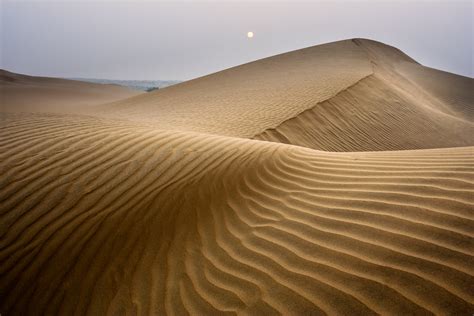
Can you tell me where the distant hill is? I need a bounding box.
[70,78,181,91]
[0,69,143,112]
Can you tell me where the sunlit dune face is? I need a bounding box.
[247,31,254,38]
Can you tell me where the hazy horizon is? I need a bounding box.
[2,0,473,80]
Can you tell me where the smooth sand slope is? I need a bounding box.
[0,69,142,113]
[1,39,473,315]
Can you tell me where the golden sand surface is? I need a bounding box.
[1,39,473,315]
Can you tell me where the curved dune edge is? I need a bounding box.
[1,113,473,315]
[254,39,474,151]
[254,74,474,151]
[89,39,373,138]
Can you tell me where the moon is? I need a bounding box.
[247,31,254,38]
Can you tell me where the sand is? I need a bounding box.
[0,70,142,113]
[254,39,474,150]
[1,39,473,315]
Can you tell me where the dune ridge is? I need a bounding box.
[254,75,474,151]
[1,39,473,315]
[84,39,474,153]
[90,40,373,137]
[254,39,474,150]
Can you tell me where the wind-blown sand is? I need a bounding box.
[1,39,473,315]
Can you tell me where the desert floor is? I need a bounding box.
[1,39,473,315]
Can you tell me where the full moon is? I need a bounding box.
[247,31,254,38]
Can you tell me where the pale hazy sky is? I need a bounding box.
[1,0,473,80]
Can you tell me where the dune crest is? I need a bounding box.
[254,39,474,151]
[91,40,373,137]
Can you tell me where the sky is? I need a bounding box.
[1,0,473,80]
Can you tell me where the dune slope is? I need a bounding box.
[1,112,473,315]
[254,75,473,151]
[1,39,473,315]
[92,39,473,152]
[0,69,143,113]
[92,40,373,137]
[254,39,474,151]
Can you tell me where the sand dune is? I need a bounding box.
[90,39,473,152]
[255,40,474,151]
[255,75,473,151]
[0,69,142,113]
[92,40,373,137]
[1,39,473,315]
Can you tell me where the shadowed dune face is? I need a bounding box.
[1,39,474,315]
[254,39,474,151]
[254,75,474,151]
[396,62,474,121]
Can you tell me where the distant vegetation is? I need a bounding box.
[146,87,160,92]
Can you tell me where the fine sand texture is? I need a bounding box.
[1,39,473,315]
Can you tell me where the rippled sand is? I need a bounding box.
[1,39,473,315]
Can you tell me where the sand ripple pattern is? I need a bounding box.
[254,75,474,151]
[1,113,473,315]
